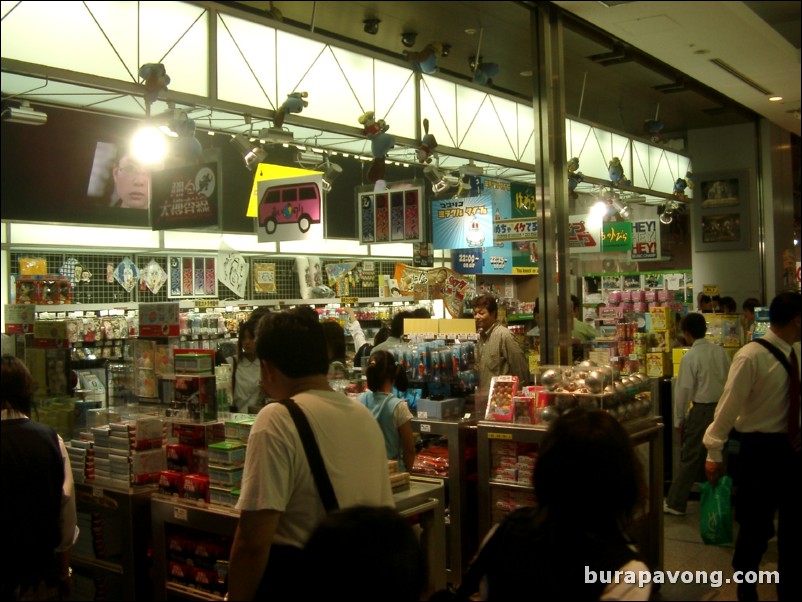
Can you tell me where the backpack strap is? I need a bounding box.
[752,338,792,377]
[277,398,339,513]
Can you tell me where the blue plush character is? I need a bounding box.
[139,63,170,107]
[644,118,664,143]
[608,157,631,187]
[684,171,694,190]
[273,91,308,128]
[673,178,688,199]
[405,42,443,75]
[473,62,499,86]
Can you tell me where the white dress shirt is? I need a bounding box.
[673,338,731,428]
[703,330,802,462]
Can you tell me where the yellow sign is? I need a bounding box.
[340,297,359,305]
[488,432,513,440]
[246,163,322,218]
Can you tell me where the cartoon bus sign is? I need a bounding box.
[255,173,325,243]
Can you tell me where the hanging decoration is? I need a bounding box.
[404,42,443,74]
[140,260,168,295]
[416,118,438,164]
[114,258,139,293]
[138,63,170,114]
[273,91,308,128]
[358,111,395,183]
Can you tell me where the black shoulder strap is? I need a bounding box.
[278,398,339,513]
[752,338,792,376]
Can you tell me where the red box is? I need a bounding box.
[159,470,185,497]
[171,422,225,447]
[182,473,210,503]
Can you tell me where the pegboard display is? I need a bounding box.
[10,251,406,305]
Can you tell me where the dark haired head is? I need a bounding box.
[1,355,36,416]
[769,291,802,327]
[535,408,644,537]
[473,293,498,315]
[679,312,707,340]
[570,294,581,311]
[373,326,391,347]
[303,505,426,602]
[366,350,409,393]
[390,311,411,338]
[320,320,347,363]
[742,297,760,313]
[718,296,737,313]
[411,307,431,319]
[237,318,258,358]
[256,309,328,378]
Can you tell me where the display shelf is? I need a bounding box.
[151,480,447,601]
[411,417,478,586]
[476,417,664,573]
[72,482,156,601]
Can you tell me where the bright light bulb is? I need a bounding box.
[130,125,167,165]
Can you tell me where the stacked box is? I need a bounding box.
[646,352,672,377]
[416,397,464,420]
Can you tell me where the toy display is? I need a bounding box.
[416,118,438,164]
[273,91,308,128]
[358,110,395,183]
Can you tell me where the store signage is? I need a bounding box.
[602,222,633,252]
[393,264,476,318]
[151,160,221,231]
[253,263,276,294]
[413,242,434,267]
[568,214,601,254]
[432,195,493,250]
[357,184,424,245]
[494,218,538,242]
[629,219,661,261]
[218,245,248,299]
[452,248,484,275]
[255,173,324,243]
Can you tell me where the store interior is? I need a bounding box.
[2,2,800,601]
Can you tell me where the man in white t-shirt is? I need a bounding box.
[227,309,394,601]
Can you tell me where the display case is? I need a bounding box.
[477,416,664,573]
[71,482,156,601]
[151,478,447,600]
[411,416,478,585]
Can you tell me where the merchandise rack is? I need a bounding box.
[411,416,478,586]
[477,416,664,573]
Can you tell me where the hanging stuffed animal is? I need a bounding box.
[608,157,631,188]
[673,178,688,200]
[684,171,694,190]
[139,63,170,109]
[273,91,308,128]
[567,157,583,200]
[643,119,664,144]
[473,62,499,86]
[415,118,438,163]
[358,111,395,182]
[404,42,443,75]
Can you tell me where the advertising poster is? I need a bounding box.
[255,173,324,243]
[483,178,539,275]
[358,184,424,245]
[568,214,601,254]
[432,196,492,250]
[602,222,633,252]
[393,264,475,318]
[630,219,661,261]
[151,160,220,230]
[452,248,484,275]
[253,263,277,293]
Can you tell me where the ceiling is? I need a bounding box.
[229,0,801,139]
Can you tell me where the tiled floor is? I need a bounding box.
[652,500,779,601]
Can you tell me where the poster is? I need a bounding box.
[568,214,601,254]
[150,159,220,230]
[358,184,424,245]
[255,174,324,243]
[432,196,493,250]
[630,219,661,261]
[253,263,276,293]
[393,264,476,318]
[218,244,248,298]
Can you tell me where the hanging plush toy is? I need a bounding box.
[139,63,170,109]
[684,171,694,190]
[358,111,395,182]
[274,91,308,128]
[473,62,499,86]
[608,157,631,188]
[567,157,583,200]
[643,119,664,144]
[673,178,688,200]
[404,42,443,75]
[416,118,438,163]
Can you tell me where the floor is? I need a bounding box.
[653,499,779,601]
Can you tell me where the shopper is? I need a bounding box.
[453,408,650,601]
[1,356,78,601]
[227,309,394,601]
[697,292,713,313]
[226,317,264,412]
[664,313,731,516]
[718,295,737,314]
[741,297,761,344]
[344,306,368,357]
[571,294,599,343]
[303,505,427,602]
[371,310,412,353]
[704,291,801,602]
[473,294,530,415]
[359,350,416,472]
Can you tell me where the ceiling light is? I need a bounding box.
[363,18,380,35]
[322,162,343,192]
[2,101,48,125]
[401,32,418,48]
[230,133,267,171]
[459,162,484,177]
[297,150,324,167]
[658,201,677,225]
[610,198,632,220]
[441,44,451,58]
[130,125,167,165]
[424,165,450,193]
[768,96,783,102]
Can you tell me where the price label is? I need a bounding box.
[418,411,429,419]
[494,218,538,242]
[340,296,359,305]
[419,423,431,433]
[92,486,104,498]
[488,432,513,440]
[173,507,188,521]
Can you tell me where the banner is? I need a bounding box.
[151,160,220,230]
[358,184,424,244]
[630,219,661,261]
[432,196,493,250]
[218,244,248,298]
[568,214,601,254]
[393,264,476,318]
[255,174,324,243]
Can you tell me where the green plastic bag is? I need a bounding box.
[699,475,733,546]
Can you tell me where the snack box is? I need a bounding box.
[174,353,213,375]
[485,375,519,422]
[646,352,672,378]
[649,306,672,331]
[207,441,246,466]
[207,464,243,487]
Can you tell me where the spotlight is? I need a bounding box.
[658,201,675,225]
[230,133,267,171]
[610,198,632,220]
[424,165,449,193]
[363,18,380,35]
[401,32,418,48]
[441,44,451,58]
[459,162,484,177]
[322,162,343,192]
[2,101,47,125]
[130,124,167,165]
[469,56,481,71]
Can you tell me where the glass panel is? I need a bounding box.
[217,14,277,109]
[374,62,417,141]
[421,75,458,148]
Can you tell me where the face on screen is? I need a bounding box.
[113,155,150,209]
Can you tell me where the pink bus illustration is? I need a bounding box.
[258,182,321,234]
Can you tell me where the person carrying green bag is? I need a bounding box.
[699,475,733,546]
